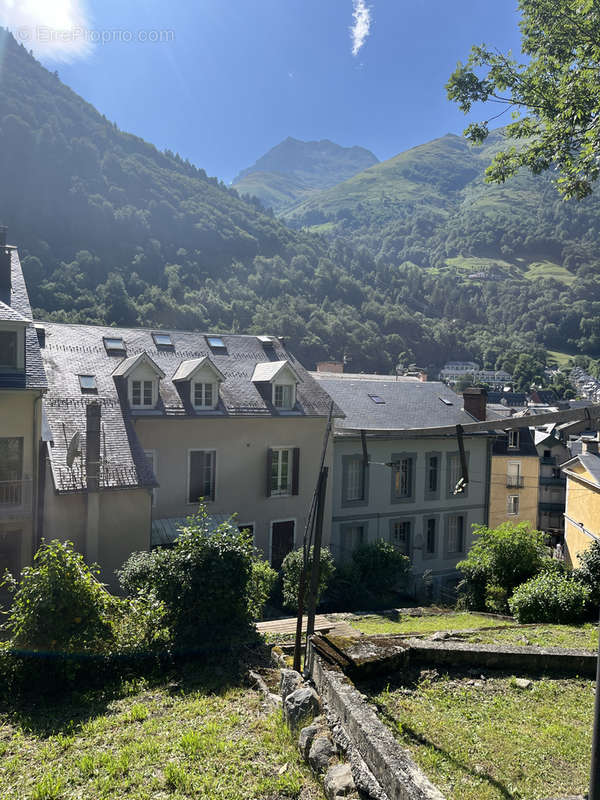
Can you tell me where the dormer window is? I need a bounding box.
[508,429,520,449]
[172,356,225,412]
[193,381,216,409]
[0,331,17,368]
[112,351,165,411]
[274,383,294,409]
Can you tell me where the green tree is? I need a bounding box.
[446,0,600,198]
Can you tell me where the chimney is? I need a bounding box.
[463,387,487,421]
[0,226,11,293]
[317,361,344,374]
[581,436,599,455]
[418,371,428,382]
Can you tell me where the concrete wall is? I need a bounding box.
[135,415,332,562]
[44,474,151,589]
[0,389,42,571]
[330,434,490,596]
[488,454,539,530]
[564,466,600,567]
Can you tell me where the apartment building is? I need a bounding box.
[488,426,540,530]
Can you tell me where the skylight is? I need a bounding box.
[79,375,97,393]
[368,394,385,404]
[439,396,453,406]
[103,336,125,353]
[152,332,173,348]
[206,335,225,349]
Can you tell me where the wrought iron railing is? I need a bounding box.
[506,476,524,488]
[0,478,32,516]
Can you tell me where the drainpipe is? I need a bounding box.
[85,402,101,564]
[31,391,43,559]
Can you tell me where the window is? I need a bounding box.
[506,461,522,488]
[508,429,520,449]
[193,381,216,409]
[152,332,173,348]
[390,520,411,556]
[131,379,155,407]
[447,515,464,553]
[144,450,157,506]
[188,450,216,502]
[507,495,519,515]
[103,336,125,354]
[447,453,460,493]
[391,454,415,502]
[0,437,23,505]
[206,335,225,349]
[78,374,97,393]
[340,524,366,560]
[271,448,291,495]
[0,331,17,368]
[368,394,385,404]
[425,453,440,497]
[342,455,367,504]
[425,518,437,555]
[543,449,551,458]
[274,383,294,409]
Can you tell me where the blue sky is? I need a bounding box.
[0,0,523,183]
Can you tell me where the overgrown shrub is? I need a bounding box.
[457,522,549,612]
[575,539,600,605]
[117,507,255,645]
[248,559,278,620]
[281,547,335,612]
[4,539,116,653]
[509,572,590,623]
[351,540,410,592]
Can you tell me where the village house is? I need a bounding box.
[312,375,493,600]
[487,425,540,530]
[561,436,600,567]
[39,322,339,588]
[0,229,46,576]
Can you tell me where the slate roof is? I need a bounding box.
[0,300,30,323]
[314,377,477,433]
[487,391,527,407]
[562,452,600,487]
[0,249,47,390]
[492,426,538,457]
[40,322,339,493]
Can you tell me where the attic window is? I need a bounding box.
[206,335,225,350]
[257,335,274,344]
[439,397,453,406]
[508,429,520,449]
[79,375,97,393]
[104,336,125,354]
[368,394,385,404]
[152,332,173,349]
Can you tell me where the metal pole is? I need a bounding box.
[589,606,600,799]
[305,467,329,661]
[292,568,306,673]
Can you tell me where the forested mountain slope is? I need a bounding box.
[233,137,379,213]
[1,29,599,377]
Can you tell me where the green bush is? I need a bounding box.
[575,539,600,605]
[117,506,255,645]
[248,559,278,620]
[281,547,335,612]
[351,540,410,592]
[457,522,549,612]
[509,572,590,623]
[4,539,116,654]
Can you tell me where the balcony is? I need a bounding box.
[540,456,556,465]
[540,476,566,487]
[506,476,524,488]
[0,478,32,519]
[539,501,564,514]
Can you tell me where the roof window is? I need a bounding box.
[439,397,453,406]
[79,374,97,393]
[368,394,385,404]
[206,335,226,351]
[103,336,125,354]
[152,332,173,348]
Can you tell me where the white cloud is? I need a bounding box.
[350,0,371,57]
[0,0,93,62]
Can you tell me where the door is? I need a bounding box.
[271,520,295,570]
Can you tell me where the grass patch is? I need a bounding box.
[547,349,574,369]
[348,612,512,636]
[368,670,593,800]
[0,662,323,800]
[459,622,598,651]
[523,260,575,285]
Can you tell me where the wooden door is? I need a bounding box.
[271,520,295,570]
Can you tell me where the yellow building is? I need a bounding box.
[0,230,47,576]
[488,427,540,530]
[561,438,600,567]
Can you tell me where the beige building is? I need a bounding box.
[561,438,600,567]
[40,323,337,588]
[488,427,540,530]
[0,230,47,577]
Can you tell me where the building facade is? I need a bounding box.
[488,427,540,530]
[561,438,600,567]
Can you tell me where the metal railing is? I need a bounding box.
[0,478,32,517]
[506,476,524,488]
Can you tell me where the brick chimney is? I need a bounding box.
[316,361,343,374]
[0,226,11,293]
[581,436,599,455]
[463,387,487,421]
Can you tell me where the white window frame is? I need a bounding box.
[273,382,295,410]
[187,449,217,504]
[447,515,464,554]
[129,377,157,408]
[271,446,292,496]
[507,495,520,515]
[508,429,520,449]
[343,455,365,503]
[192,380,217,410]
[390,519,411,556]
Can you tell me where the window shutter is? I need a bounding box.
[266,448,273,497]
[292,447,300,495]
